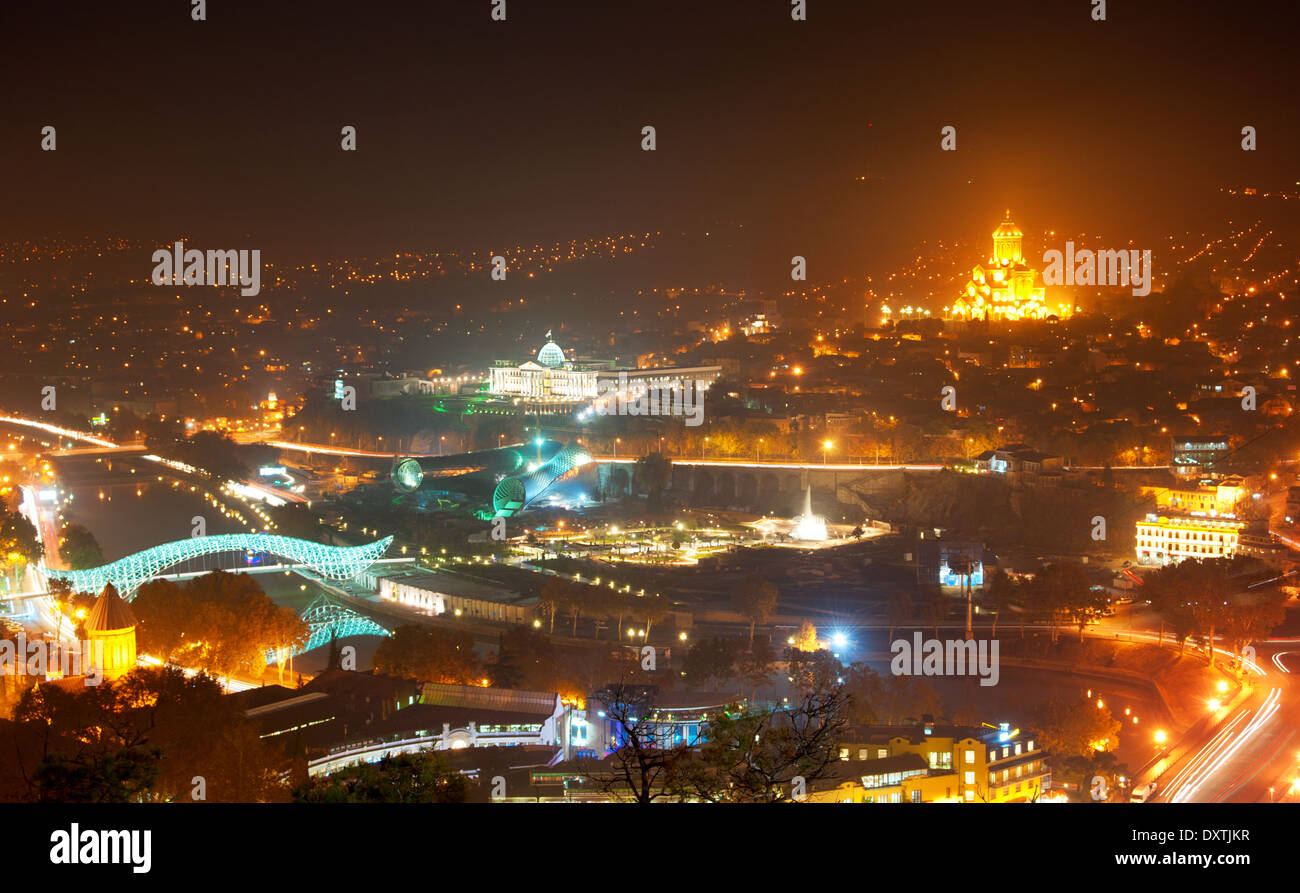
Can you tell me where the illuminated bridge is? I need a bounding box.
[35,534,394,597]
[268,595,393,662]
[493,442,593,517]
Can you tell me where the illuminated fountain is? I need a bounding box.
[791,485,828,542]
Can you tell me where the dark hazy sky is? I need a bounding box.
[1,0,1296,278]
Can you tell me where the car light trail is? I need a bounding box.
[0,415,118,448]
[1170,687,1282,802]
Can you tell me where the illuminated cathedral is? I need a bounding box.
[949,212,1070,321]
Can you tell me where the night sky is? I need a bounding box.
[1,0,1297,282]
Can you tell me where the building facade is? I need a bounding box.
[949,212,1068,322]
[818,719,1050,803]
[1135,513,1243,564]
[84,582,137,682]
[1171,435,1231,479]
[487,332,600,403]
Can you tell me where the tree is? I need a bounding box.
[0,509,41,589]
[538,578,566,634]
[32,748,161,803]
[841,662,881,725]
[372,624,480,684]
[496,626,559,691]
[130,570,307,680]
[582,682,685,804]
[736,637,778,702]
[678,681,851,802]
[875,674,941,724]
[45,576,75,644]
[565,583,590,637]
[791,620,819,652]
[946,552,979,640]
[1144,563,1199,655]
[59,523,104,570]
[1035,562,1105,642]
[633,453,673,513]
[681,636,740,690]
[1024,562,1092,643]
[294,752,468,802]
[1056,750,1131,802]
[1030,696,1122,759]
[1148,556,1285,668]
[488,633,525,689]
[982,569,1020,638]
[1221,588,1287,669]
[637,591,671,641]
[12,665,287,802]
[731,576,778,645]
[786,645,842,693]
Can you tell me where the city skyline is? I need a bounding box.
[0,0,1296,874]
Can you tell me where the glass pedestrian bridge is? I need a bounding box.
[35,533,393,597]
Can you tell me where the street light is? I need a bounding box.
[823,440,833,466]
[756,438,764,462]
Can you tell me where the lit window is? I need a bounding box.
[965,771,975,784]
[964,750,975,763]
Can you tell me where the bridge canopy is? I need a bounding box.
[268,595,393,663]
[35,534,393,597]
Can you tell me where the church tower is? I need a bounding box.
[85,582,137,681]
[991,210,1023,265]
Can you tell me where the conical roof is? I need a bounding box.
[85,582,136,632]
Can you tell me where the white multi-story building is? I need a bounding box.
[487,332,599,402]
[1135,513,1243,565]
[488,331,721,406]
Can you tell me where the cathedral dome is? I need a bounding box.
[537,332,566,368]
[993,216,1022,240]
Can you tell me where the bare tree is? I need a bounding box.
[679,681,851,802]
[580,682,686,803]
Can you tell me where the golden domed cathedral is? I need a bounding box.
[950,212,1066,321]
[85,582,137,681]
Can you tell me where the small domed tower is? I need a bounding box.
[85,582,137,681]
[991,210,1023,265]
